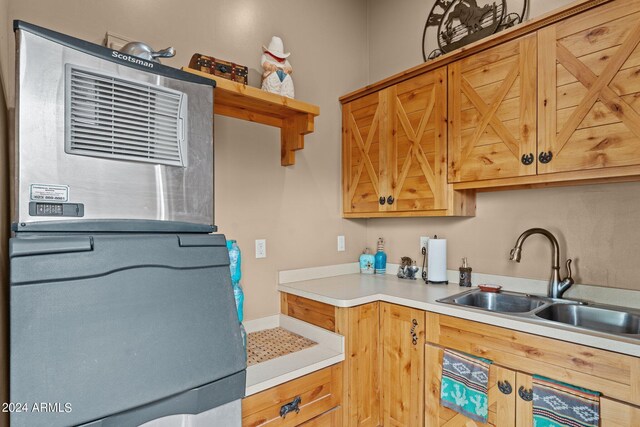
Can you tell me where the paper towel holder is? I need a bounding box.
[421,235,449,285]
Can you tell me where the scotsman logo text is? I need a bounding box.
[111,51,154,68]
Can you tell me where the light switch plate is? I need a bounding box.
[337,235,346,252]
[255,239,266,258]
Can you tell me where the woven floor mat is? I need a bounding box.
[246,327,318,366]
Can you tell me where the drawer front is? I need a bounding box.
[281,294,336,332]
[299,407,342,426]
[242,364,342,427]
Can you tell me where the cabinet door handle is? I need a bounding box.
[387,195,394,205]
[518,386,533,402]
[521,153,534,165]
[410,318,418,345]
[497,380,513,395]
[538,151,553,164]
[280,396,301,418]
[379,196,386,205]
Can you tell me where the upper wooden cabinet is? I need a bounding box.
[448,35,537,183]
[342,68,475,218]
[343,0,640,192]
[538,0,640,174]
[389,70,448,213]
[342,91,385,215]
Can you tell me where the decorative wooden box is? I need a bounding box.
[188,53,248,85]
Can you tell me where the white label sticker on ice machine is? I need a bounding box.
[29,184,69,202]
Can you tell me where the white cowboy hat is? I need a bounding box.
[262,36,290,59]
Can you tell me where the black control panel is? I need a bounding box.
[29,202,84,217]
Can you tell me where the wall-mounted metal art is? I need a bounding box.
[422,0,529,61]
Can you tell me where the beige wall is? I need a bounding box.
[3,0,370,320]
[366,0,577,82]
[365,0,640,291]
[367,183,640,290]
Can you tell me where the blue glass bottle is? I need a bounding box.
[227,240,247,349]
[374,238,387,275]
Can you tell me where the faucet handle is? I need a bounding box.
[565,259,573,280]
[558,259,575,296]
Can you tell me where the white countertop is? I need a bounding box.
[243,315,344,396]
[277,266,640,357]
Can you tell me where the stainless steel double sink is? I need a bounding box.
[437,289,640,339]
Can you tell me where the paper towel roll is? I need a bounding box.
[427,238,448,283]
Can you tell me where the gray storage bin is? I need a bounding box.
[10,233,246,427]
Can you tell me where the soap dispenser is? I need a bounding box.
[459,257,472,287]
[374,238,387,275]
[359,248,375,274]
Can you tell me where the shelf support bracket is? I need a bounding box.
[281,113,315,166]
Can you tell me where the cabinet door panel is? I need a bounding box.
[381,303,425,427]
[538,0,640,174]
[343,92,386,214]
[515,373,533,427]
[425,344,516,427]
[390,68,448,212]
[601,397,640,426]
[336,303,380,427]
[448,34,537,183]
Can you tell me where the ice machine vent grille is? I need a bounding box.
[65,65,187,167]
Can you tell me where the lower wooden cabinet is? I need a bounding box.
[381,302,425,427]
[600,397,640,427]
[335,302,381,427]
[426,313,640,427]
[280,293,378,427]
[280,293,640,426]
[425,344,518,426]
[299,407,342,426]
[242,364,342,427]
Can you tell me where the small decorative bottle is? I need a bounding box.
[360,248,375,274]
[459,257,472,287]
[374,238,387,275]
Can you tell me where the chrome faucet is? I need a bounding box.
[509,228,574,298]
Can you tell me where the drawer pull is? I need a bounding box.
[379,196,386,205]
[518,386,533,402]
[280,396,301,418]
[410,318,419,345]
[497,380,512,395]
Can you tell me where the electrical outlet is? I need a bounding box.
[255,239,266,258]
[337,235,346,252]
[420,236,429,252]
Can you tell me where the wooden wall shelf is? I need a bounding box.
[182,67,320,166]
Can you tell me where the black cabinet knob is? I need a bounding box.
[521,153,534,165]
[379,196,386,205]
[387,195,394,205]
[498,380,513,395]
[518,386,533,401]
[538,151,553,164]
